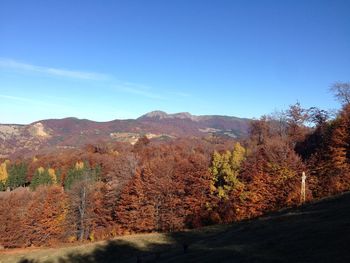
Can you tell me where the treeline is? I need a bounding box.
[1,83,350,248]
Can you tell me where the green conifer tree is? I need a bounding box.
[30,167,53,190]
[7,163,27,190]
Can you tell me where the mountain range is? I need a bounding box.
[0,111,251,158]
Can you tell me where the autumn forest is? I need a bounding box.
[1,83,350,249]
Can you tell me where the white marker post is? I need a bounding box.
[301,171,306,204]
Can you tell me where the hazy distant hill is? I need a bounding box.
[0,111,251,158]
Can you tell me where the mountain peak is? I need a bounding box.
[140,110,169,119]
[172,112,193,119]
[139,111,198,121]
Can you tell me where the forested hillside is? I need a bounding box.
[1,83,350,249]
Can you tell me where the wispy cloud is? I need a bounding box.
[0,58,108,80]
[0,94,65,108]
[0,94,42,103]
[0,58,189,101]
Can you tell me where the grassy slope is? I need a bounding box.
[1,192,350,263]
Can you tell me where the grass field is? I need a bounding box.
[1,192,350,263]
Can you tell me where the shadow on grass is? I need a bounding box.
[15,228,263,263]
[18,239,163,263]
[17,219,350,263]
[16,222,350,263]
[17,192,350,263]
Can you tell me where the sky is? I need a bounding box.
[0,0,349,124]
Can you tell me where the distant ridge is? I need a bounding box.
[0,111,251,158]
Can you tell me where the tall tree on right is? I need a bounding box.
[285,102,309,146]
[330,82,350,106]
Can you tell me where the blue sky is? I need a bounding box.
[0,0,349,124]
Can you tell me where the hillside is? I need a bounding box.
[0,111,250,158]
[2,192,350,263]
